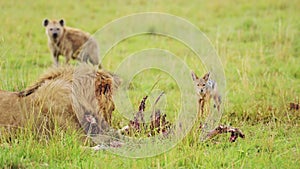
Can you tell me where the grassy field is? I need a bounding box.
[0,0,300,168]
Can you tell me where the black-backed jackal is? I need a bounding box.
[191,71,221,117]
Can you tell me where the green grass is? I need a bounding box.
[0,0,300,168]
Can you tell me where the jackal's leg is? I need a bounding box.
[213,95,221,112]
[198,98,205,118]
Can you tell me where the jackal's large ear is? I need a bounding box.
[191,71,198,81]
[43,19,49,27]
[202,72,210,81]
[59,19,65,26]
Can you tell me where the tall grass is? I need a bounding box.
[0,0,299,168]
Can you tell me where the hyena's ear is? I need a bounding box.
[191,71,199,81]
[202,72,211,81]
[43,19,49,27]
[59,19,65,26]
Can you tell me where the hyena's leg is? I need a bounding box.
[65,52,73,65]
[52,51,59,67]
[78,39,99,66]
[77,47,89,63]
[87,38,100,66]
[65,57,70,64]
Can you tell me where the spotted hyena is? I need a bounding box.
[43,19,100,66]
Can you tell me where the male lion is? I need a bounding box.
[0,64,120,141]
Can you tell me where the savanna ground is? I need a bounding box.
[0,0,299,168]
